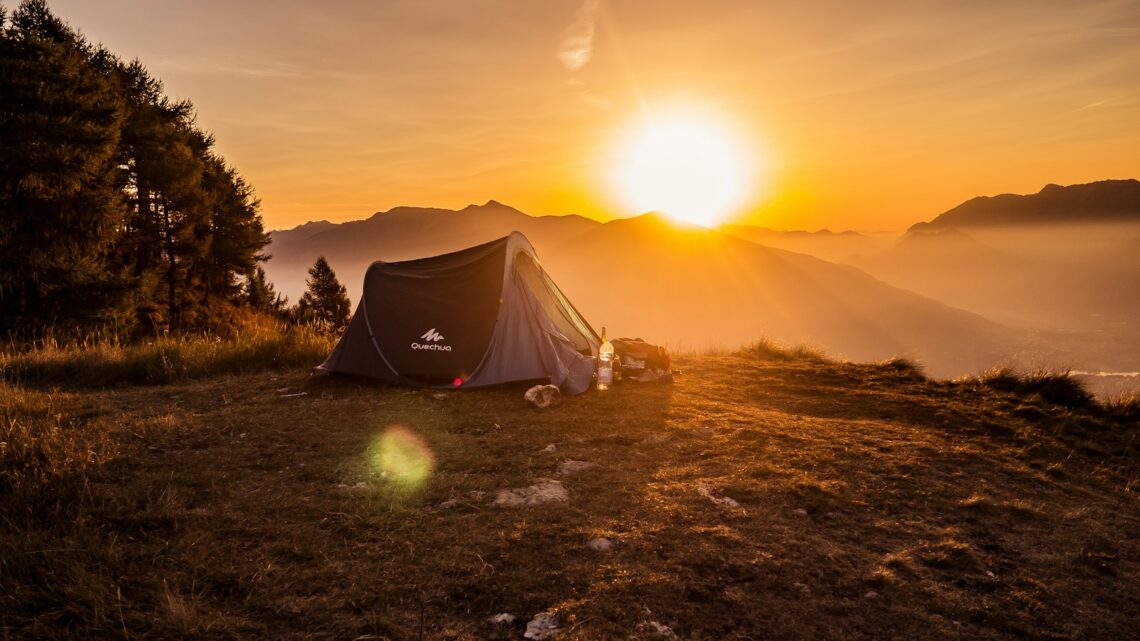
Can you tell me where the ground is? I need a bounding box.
[3,353,1138,640]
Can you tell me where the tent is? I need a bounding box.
[316,232,600,394]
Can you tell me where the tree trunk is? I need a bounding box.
[163,198,177,330]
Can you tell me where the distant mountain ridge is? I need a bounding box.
[910,179,1140,231]
[264,201,1024,377]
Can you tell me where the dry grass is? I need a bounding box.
[1,316,336,388]
[1,348,1138,640]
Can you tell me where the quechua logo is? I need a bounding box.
[412,328,452,351]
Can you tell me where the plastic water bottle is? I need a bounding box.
[597,326,614,391]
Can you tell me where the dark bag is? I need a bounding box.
[612,338,672,383]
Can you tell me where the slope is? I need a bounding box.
[539,214,1013,377]
[4,352,1137,640]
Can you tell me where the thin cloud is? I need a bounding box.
[1076,97,1115,112]
[557,0,600,72]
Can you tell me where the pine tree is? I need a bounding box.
[295,256,350,330]
[0,0,132,333]
[0,1,271,336]
[246,265,286,315]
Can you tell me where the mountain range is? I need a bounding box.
[909,179,1140,231]
[264,180,1140,383]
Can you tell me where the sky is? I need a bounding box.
[38,0,1140,231]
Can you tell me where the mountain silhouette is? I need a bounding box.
[910,179,1140,231]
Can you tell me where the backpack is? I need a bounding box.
[612,338,673,383]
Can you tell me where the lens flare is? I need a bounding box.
[368,426,435,491]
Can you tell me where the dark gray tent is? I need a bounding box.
[316,232,600,394]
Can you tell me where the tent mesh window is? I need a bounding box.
[513,251,599,353]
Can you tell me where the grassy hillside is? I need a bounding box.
[2,344,1137,640]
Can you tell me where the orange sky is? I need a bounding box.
[47,0,1140,231]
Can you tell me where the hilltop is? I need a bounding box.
[3,346,1137,640]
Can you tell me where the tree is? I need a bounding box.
[246,265,287,315]
[0,0,132,333]
[295,256,350,330]
[0,0,271,336]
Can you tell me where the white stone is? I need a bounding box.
[525,384,562,409]
[524,612,561,640]
[489,613,516,626]
[587,537,613,552]
[494,479,569,506]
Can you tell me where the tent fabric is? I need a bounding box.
[316,232,600,394]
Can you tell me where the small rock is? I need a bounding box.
[985,570,995,578]
[793,582,811,595]
[697,483,740,508]
[864,590,879,599]
[646,621,677,639]
[792,508,808,517]
[541,444,557,453]
[432,392,448,400]
[587,537,613,552]
[525,384,562,409]
[494,479,569,506]
[489,613,516,626]
[524,612,561,640]
[437,499,460,509]
[557,459,596,475]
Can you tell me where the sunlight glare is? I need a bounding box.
[612,109,756,227]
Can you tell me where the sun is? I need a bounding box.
[612,109,756,227]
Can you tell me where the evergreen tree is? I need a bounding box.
[295,256,350,330]
[246,265,286,315]
[0,0,271,336]
[0,0,131,333]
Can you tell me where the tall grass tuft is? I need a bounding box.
[1,315,337,389]
[1103,393,1140,423]
[877,356,927,381]
[739,338,830,363]
[975,366,1096,410]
